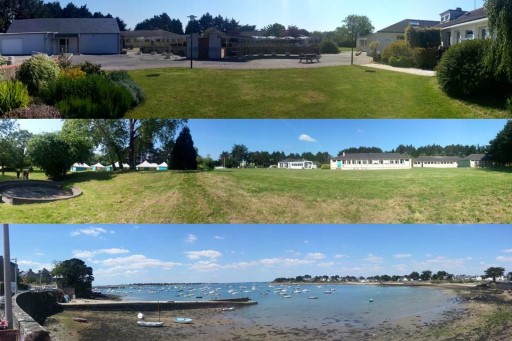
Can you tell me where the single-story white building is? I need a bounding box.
[112,162,130,170]
[457,154,487,168]
[438,7,488,47]
[136,161,158,171]
[278,159,315,170]
[157,162,168,171]
[359,19,439,53]
[0,18,120,55]
[413,156,462,168]
[331,153,412,170]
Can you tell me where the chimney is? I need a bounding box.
[343,152,346,157]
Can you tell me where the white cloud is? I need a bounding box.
[298,134,317,143]
[185,234,197,243]
[496,256,512,262]
[259,258,315,267]
[98,255,180,273]
[306,252,326,260]
[70,227,112,237]
[18,260,53,271]
[185,250,222,260]
[317,262,335,268]
[214,236,225,240]
[394,254,412,259]
[190,261,222,272]
[501,249,512,253]
[363,254,384,263]
[335,254,349,259]
[73,248,130,259]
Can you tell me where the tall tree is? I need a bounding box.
[169,126,197,170]
[486,120,512,166]
[485,0,512,82]
[263,23,286,37]
[342,14,374,42]
[484,266,505,283]
[52,258,94,298]
[231,144,249,163]
[185,17,201,34]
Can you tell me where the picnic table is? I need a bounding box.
[299,53,321,63]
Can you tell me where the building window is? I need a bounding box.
[482,28,488,39]
[465,30,474,40]
[396,35,405,41]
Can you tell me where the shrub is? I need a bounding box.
[56,54,71,70]
[319,40,339,54]
[405,26,441,48]
[108,71,145,105]
[410,47,438,70]
[0,55,7,66]
[437,39,497,98]
[40,74,134,118]
[321,164,330,170]
[15,54,60,95]
[389,55,415,68]
[78,61,104,75]
[64,67,86,78]
[507,97,512,114]
[381,41,411,64]
[0,80,30,114]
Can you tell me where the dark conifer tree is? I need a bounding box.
[169,126,197,170]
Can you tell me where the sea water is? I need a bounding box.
[96,283,459,329]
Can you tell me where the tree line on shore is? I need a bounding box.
[273,267,510,284]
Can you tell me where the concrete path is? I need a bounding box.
[362,63,436,77]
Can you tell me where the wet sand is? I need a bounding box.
[44,288,512,340]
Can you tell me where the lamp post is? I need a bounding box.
[187,15,197,69]
[3,224,13,329]
[351,25,356,66]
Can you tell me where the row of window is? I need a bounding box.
[336,160,407,165]
[414,161,456,165]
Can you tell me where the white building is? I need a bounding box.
[278,159,315,170]
[439,8,488,47]
[136,161,159,171]
[413,156,462,168]
[458,154,487,168]
[359,19,439,53]
[330,153,412,170]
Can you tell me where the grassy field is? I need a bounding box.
[1,168,511,224]
[127,66,508,118]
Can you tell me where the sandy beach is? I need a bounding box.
[42,285,512,341]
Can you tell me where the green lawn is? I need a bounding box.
[128,66,508,118]
[1,168,511,224]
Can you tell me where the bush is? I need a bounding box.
[406,26,441,48]
[0,80,30,114]
[410,47,438,70]
[63,67,86,78]
[321,164,330,170]
[437,40,496,98]
[108,71,145,105]
[78,61,104,75]
[507,97,512,114]
[40,74,134,118]
[389,55,415,68]
[319,40,339,54]
[0,55,7,66]
[56,54,71,70]
[381,41,411,64]
[15,54,60,95]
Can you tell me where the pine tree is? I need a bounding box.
[169,126,197,170]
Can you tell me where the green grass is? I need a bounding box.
[127,66,508,118]
[1,168,511,224]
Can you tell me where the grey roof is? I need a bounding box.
[378,19,440,33]
[414,156,462,162]
[279,159,311,163]
[121,29,185,39]
[463,154,486,161]
[438,8,487,28]
[8,18,120,34]
[332,153,411,161]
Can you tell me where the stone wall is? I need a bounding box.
[12,291,62,338]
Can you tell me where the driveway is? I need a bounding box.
[69,51,373,71]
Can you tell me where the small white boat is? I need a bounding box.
[369,299,374,303]
[175,317,193,324]
[283,295,291,298]
[137,321,164,327]
[308,296,319,299]
[222,307,235,311]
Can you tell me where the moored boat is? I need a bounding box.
[137,321,164,327]
[175,317,193,324]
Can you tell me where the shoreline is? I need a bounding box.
[44,284,512,340]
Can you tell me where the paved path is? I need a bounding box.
[362,63,436,77]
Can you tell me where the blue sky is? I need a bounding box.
[51,0,484,32]
[16,119,507,159]
[4,224,511,285]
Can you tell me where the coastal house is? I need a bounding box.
[438,7,489,47]
[457,154,487,168]
[413,156,462,168]
[359,19,439,52]
[71,163,91,172]
[330,153,413,170]
[0,18,120,55]
[136,161,159,171]
[278,159,315,170]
